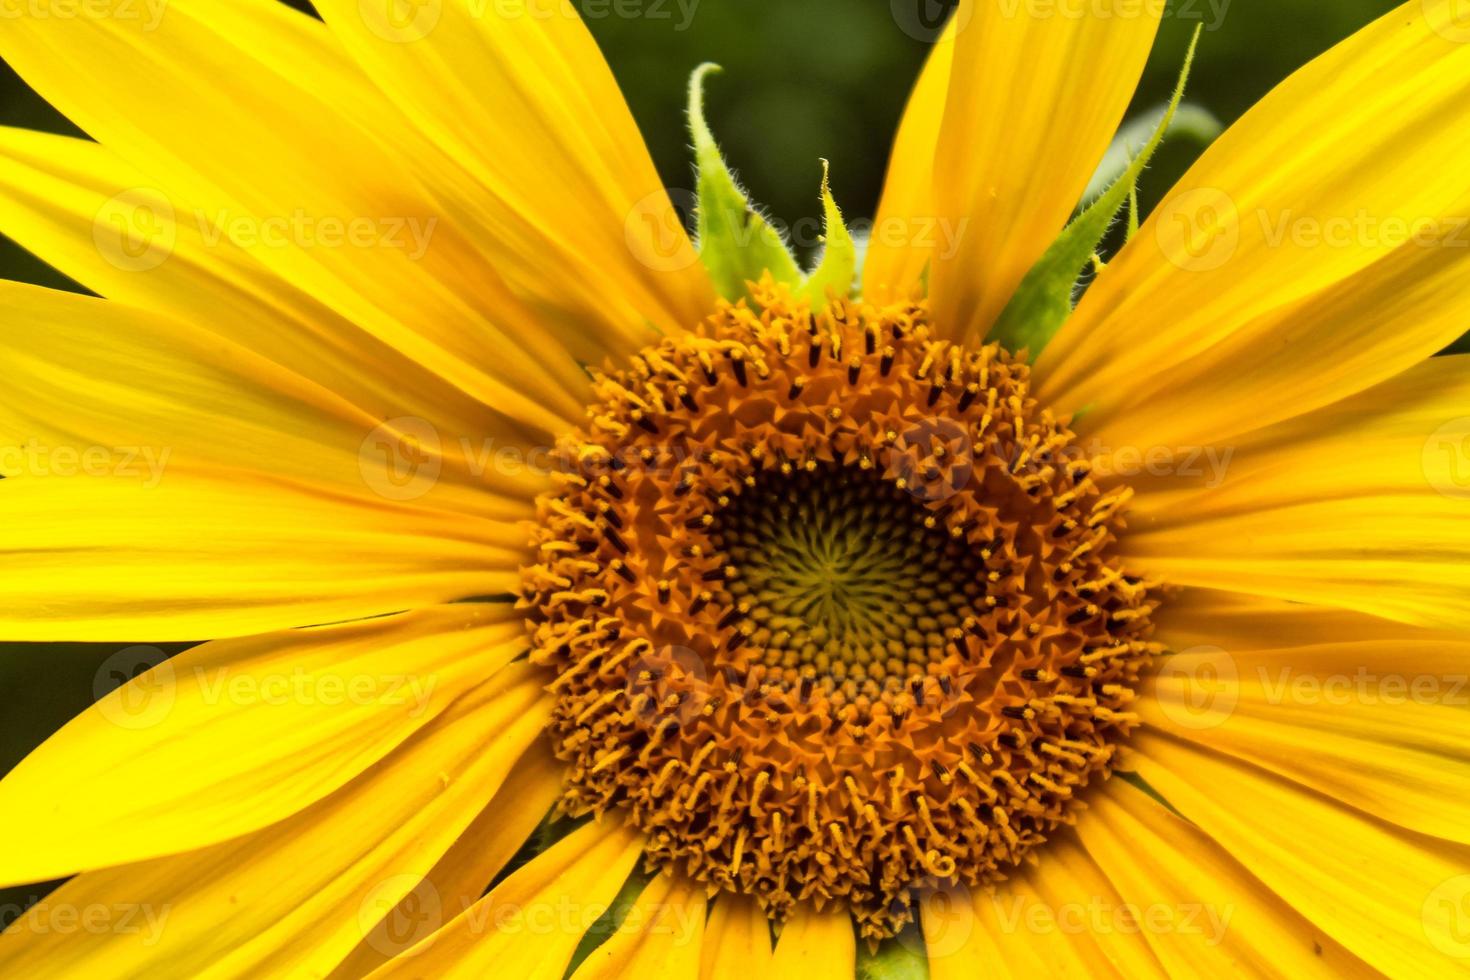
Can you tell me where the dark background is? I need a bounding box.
[0,0,1405,922]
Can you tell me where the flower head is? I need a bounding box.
[1,0,1469,977]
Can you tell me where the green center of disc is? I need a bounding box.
[710,463,988,690]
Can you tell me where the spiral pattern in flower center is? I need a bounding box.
[520,281,1160,939]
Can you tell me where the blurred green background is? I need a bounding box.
[0,0,1405,923]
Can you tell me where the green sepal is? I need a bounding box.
[688,64,802,299]
[562,867,654,978]
[1116,770,1188,820]
[1079,102,1222,210]
[989,26,1204,358]
[797,159,858,310]
[857,926,930,980]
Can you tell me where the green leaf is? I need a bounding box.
[798,159,858,310]
[1117,770,1188,820]
[689,63,802,300]
[562,866,653,978]
[857,927,930,980]
[989,26,1204,358]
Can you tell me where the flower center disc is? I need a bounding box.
[521,283,1159,938]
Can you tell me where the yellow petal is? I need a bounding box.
[0,127,564,480]
[0,280,539,514]
[864,23,952,302]
[1078,780,1370,976]
[313,0,714,342]
[770,906,854,979]
[1153,587,1419,653]
[0,1,595,432]
[0,669,552,978]
[1143,597,1470,844]
[0,471,524,641]
[701,893,774,980]
[0,605,531,887]
[1038,2,1470,442]
[1128,731,1470,976]
[1122,356,1470,628]
[928,0,1161,341]
[333,739,566,977]
[925,834,1168,980]
[571,872,706,980]
[921,889,995,979]
[366,819,646,980]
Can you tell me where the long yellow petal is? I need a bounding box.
[366,819,646,980]
[0,0,596,431]
[1078,780,1371,977]
[0,127,564,474]
[0,471,524,641]
[928,0,1161,342]
[700,893,774,980]
[332,739,566,977]
[0,280,539,514]
[1122,356,1470,628]
[1153,587,1421,653]
[1128,732,1470,976]
[571,872,707,980]
[0,605,530,887]
[864,24,952,302]
[1038,0,1470,441]
[770,906,854,979]
[1143,596,1470,844]
[312,0,714,342]
[925,834,1168,980]
[0,669,552,978]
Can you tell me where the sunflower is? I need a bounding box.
[2,0,1469,976]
